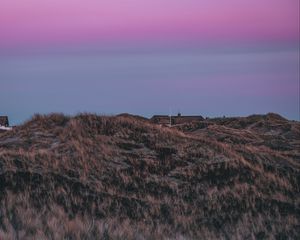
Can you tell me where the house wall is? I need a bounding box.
[151,115,203,125]
[0,116,9,127]
[173,116,203,124]
[151,116,170,125]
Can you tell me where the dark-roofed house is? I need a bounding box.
[0,116,9,127]
[151,113,204,126]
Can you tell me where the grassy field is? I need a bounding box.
[0,113,299,239]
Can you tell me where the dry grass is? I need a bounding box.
[0,113,299,239]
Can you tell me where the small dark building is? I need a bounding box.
[151,115,171,125]
[0,116,9,127]
[151,113,204,126]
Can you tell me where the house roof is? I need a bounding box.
[151,115,203,119]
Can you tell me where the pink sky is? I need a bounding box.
[0,0,298,48]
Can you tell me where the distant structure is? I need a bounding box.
[0,116,9,127]
[151,113,204,126]
[0,116,12,131]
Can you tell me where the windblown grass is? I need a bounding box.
[0,113,299,239]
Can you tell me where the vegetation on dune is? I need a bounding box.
[0,113,299,239]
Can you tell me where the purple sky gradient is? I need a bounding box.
[0,0,298,48]
[0,0,299,124]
